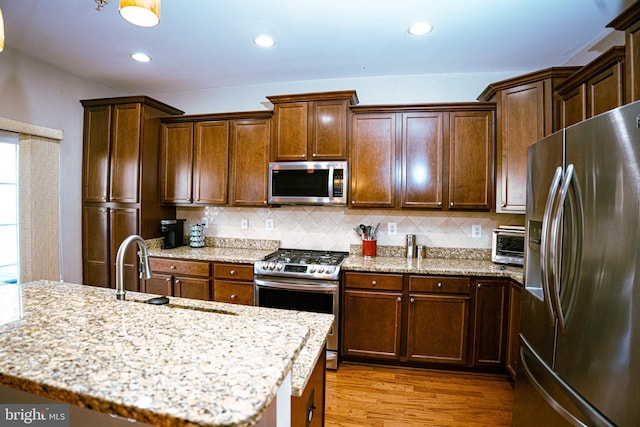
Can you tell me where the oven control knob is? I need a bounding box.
[268,262,276,270]
[317,266,324,274]
[326,266,334,274]
[275,263,283,271]
[309,266,316,273]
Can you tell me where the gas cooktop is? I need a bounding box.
[254,248,349,280]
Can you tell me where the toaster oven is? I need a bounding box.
[492,226,525,266]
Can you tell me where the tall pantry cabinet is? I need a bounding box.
[81,97,183,291]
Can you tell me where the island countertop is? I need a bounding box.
[0,281,333,427]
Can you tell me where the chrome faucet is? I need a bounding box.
[115,235,152,301]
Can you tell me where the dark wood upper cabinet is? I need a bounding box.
[161,122,193,204]
[556,46,626,127]
[608,3,640,103]
[268,91,358,161]
[478,68,578,213]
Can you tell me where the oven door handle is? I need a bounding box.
[254,277,338,293]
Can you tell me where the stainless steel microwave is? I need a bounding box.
[268,161,348,205]
[492,226,525,266]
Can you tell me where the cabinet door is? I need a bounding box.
[162,122,193,204]
[400,112,444,208]
[506,281,522,380]
[350,113,397,208]
[310,100,348,160]
[448,111,493,210]
[83,105,112,202]
[82,206,110,287]
[587,64,625,118]
[175,277,211,301]
[194,121,229,205]
[230,119,270,206]
[110,103,142,203]
[143,273,173,296]
[472,279,507,367]
[342,289,402,360]
[272,102,308,161]
[497,82,545,213]
[407,294,469,365]
[110,207,140,292]
[560,86,586,128]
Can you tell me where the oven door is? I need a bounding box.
[254,276,339,369]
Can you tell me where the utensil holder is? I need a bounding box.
[362,239,377,258]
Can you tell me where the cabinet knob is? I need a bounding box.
[102,196,107,202]
[263,200,268,205]
[165,278,171,283]
[175,279,181,285]
[301,154,306,158]
[312,153,317,157]
[351,200,355,204]
[477,283,482,288]
[371,280,377,287]
[450,202,454,207]
[438,202,442,207]
[397,297,402,302]
[231,294,237,300]
[437,282,443,288]
[170,265,176,270]
[410,297,415,303]
[230,270,236,275]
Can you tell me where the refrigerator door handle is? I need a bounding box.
[540,166,563,324]
[549,164,575,333]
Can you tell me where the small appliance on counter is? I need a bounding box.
[189,224,205,248]
[160,219,186,249]
[491,225,525,266]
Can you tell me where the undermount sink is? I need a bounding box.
[139,297,238,316]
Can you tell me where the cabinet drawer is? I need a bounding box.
[409,276,470,294]
[213,263,254,281]
[344,272,403,291]
[150,257,211,277]
[214,280,254,305]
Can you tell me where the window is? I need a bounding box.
[0,131,19,284]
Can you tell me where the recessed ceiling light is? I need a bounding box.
[131,52,151,62]
[408,22,433,37]
[253,35,276,48]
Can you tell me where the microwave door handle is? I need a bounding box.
[328,165,334,198]
[541,166,563,325]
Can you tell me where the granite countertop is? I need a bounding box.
[0,281,333,427]
[342,255,524,284]
[147,245,274,264]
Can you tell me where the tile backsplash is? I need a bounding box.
[176,206,524,253]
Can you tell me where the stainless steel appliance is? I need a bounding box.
[254,248,349,370]
[513,101,640,426]
[491,225,525,266]
[268,161,347,205]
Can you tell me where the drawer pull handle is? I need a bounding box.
[230,294,237,300]
[371,280,377,287]
[230,270,236,275]
[437,282,443,288]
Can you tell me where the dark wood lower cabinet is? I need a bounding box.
[292,349,326,427]
[505,280,522,380]
[143,257,212,301]
[341,271,514,373]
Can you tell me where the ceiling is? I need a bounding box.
[0,0,634,94]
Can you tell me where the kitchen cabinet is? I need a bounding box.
[342,272,403,359]
[478,68,578,213]
[505,279,522,381]
[267,91,358,161]
[213,262,254,305]
[471,278,508,368]
[81,97,183,291]
[608,4,640,103]
[406,276,470,365]
[144,257,212,301]
[351,104,494,210]
[161,120,230,205]
[349,112,397,208]
[291,349,326,427]
[556,46,626,127]
[229,115,272,206]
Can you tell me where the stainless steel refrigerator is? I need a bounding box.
[513,100,640,426]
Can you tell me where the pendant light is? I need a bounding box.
[0,7,5,52]
[119,0,160,27]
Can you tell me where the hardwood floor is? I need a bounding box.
[325,363,514,427]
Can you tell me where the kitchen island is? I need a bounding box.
[0,280,333,427]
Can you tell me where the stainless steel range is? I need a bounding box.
[254,248,349,370]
